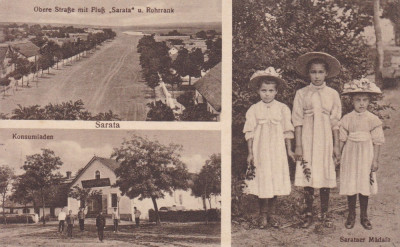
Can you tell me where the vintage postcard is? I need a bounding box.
[232,0,399,246]
[0,128,221,245]
[0,0,222,121]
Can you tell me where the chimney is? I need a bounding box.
[66,171,72,179]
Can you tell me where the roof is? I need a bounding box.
[11,41,40,58]
[193,63,221,111]
[69,156,120,187]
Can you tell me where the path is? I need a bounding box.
[0,32,153,121]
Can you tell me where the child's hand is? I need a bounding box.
[333,146,341,164]
[247,153,254,167]
[287,150,295,163]
[371,160,379,172]
[294,145,303,161]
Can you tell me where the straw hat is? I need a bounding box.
[249,67,285,89]
[295,52,341,79]
[342,78,382,95]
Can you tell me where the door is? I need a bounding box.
[102,194,107,214]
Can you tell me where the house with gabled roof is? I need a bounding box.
[67,156,208,220]
[10,41,40,63]
[193,63,221,121]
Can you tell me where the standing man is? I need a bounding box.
[65,210,75,239]
[112,208,120,233]
[78,207,85,231]
[58,208,66,233]
[134,207,141,227]
[96,211,106,242]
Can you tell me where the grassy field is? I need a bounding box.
[0,220,220,246]
[0,32,154,121]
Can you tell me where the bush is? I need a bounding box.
[0,214,35,224]
[148,209,220,223]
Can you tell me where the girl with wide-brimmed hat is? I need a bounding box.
[292,52,342,228]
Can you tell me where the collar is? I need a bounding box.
[352,110,368,116]
[260,99,276,107]
[310,82,326,90]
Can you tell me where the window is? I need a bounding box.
[111,193,118,208]
[23,208,30,214]
[95,170,100,179]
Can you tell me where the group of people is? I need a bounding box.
[244,52,385,230]
[57,207,141,242]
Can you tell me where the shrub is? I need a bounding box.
[0,214,35,224]
[148,209,220,223]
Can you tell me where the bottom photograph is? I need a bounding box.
[0,129,221,246]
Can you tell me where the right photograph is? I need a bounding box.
[232,0,400,246]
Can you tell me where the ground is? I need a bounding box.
[0,32,154,121]
[232,83,400,247]
[0,219,220,247]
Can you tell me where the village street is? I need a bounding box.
[0,220,220,246]
[0,32,153,121]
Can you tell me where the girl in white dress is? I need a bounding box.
[292,52,342,228]
[340,78,384,230]
[243,67,295,229]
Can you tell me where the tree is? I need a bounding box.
[191,154,221,222]
[112,135,190,225]
[374,0,385,87]
[204,38,222,71]
[180,103,216,121]
[0,165,15,224]
[16,149,63,224]
[12,58,30,87]
[232,0,377,216]
[0,77,11,96]
[68,185,101,208]
[146,101,176,121]
[7,100,120,120]
[196,30,207,39]
[173,48,204,85]
[382,0,400,46]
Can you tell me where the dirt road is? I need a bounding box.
[0,33,153,121]
[232,84,400,246]
[0,221,220,247]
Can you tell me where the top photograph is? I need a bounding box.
[0,0,222,121]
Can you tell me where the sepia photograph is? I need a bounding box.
[0,0,221,121]
[232,0,400,246]
[0,129,221,246]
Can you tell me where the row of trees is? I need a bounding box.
[2,27,116,91]
[0,135,221,225]
[0,100,120,120]
[138,34,221,89]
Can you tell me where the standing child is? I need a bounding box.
[292,52,342,228]
[243,67,295,229]
[339,78,384,230]
[65,210,75,239]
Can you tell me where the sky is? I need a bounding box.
[0,0,221,27]
[0,129,220,176]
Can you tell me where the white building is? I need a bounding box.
[67,156,212,219]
